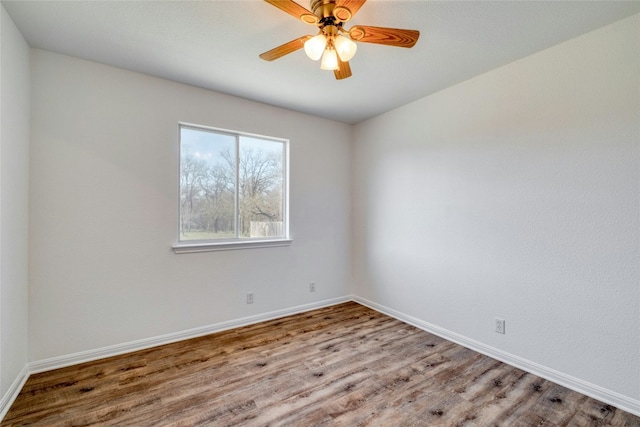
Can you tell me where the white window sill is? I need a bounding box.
[172,239,293,254]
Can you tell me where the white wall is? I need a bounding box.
[352,14,639,404]
[29,50,351,361]
[0,3,30,399]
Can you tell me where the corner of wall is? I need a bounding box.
[0,3,31,420]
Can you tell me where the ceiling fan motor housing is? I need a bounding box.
[311,0,352,22]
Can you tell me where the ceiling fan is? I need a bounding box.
[259,0,420,80]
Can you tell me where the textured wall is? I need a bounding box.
[352,15,639,401]
[29,50,352,361]
[0,4,30,398]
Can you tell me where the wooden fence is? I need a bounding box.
[249,221,283,238]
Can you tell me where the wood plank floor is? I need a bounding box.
[3,302,639,426]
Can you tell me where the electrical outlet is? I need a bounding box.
[247,292,254,304]
[310,282,316,292]
[495,318,505,334]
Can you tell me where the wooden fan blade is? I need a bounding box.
[334,57,352,80]
[334,0,366,22]
[264,0,318,24]
[349,25,419,48]
[259,36,311,61]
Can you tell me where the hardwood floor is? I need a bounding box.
[3,302,639,426]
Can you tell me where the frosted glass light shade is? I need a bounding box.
[304,34,327,61]
[320,48,339,70]
[334,35,357,61]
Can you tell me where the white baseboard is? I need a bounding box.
[0,364,29,421]
[351,295,640,418]
[29,296,350,374]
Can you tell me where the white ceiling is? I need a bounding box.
[3,0,639,124]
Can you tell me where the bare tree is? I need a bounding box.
[180,146,283,239]
[180,155,207,234]
[223,147,282,236]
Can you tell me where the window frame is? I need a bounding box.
[173,122,291,254]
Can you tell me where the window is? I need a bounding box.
[174,123,290,253]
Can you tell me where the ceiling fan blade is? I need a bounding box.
[259,36,311,61]
[334,0,366,22]
[334,58,352,80]
[349,25,419,48]
[264,0,318,25]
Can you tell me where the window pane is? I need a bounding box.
[238,136,284,238]
[180,128,236,240]
[178,124,287,244]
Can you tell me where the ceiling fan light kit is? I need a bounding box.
[320,48,339,70]
[260,0,420,80]
[304,34,327,60]
[307,25,356,70]
[333,34,357,61]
